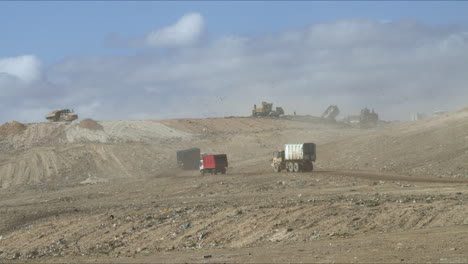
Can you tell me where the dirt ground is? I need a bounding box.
[0,113,467,263]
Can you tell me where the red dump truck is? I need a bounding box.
[200,154,228,175]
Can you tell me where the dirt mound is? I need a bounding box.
[0,123,67,149]
[0,121,27,137]
[78,119,104,131]
[0,142,180,188]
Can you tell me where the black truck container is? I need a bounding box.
[176,148,201,170]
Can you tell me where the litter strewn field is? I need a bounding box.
[0,111,467,263]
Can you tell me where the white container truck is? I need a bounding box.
[271,143,316,172]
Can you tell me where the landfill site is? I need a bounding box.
[0,105,468,263]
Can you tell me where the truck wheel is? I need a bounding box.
[212,169,217,175]
[293,162,300,173]
[287,163,294,172]
[201,170,205,176]
[274,163,281,172]
[221,168,226,174]
[310,163,314,171]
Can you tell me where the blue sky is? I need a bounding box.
[1,1,468,123]
[2,1,468,65]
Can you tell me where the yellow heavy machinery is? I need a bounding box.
[252,102,284,117]
[45,109,78,122]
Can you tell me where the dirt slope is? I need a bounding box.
[0,118,362,188]
[320,109,468,178]
[0,144,176,188]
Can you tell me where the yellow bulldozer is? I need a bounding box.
[45,109,78,122]
[252,102,284,117]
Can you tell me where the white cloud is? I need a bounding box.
[0,55,42,83]
[145,12,205,47]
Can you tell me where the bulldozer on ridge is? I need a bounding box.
[45,109,78,122]
[359,108,379,128]
[252,102,284,117]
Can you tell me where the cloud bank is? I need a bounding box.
[0,55,42,83]
[1,15,468,123]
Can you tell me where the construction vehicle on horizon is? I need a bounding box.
[252,101,284,117]
[321,105,340,121]
[359,108,379,128]
[45,109,78,122]
[343,107,379,128]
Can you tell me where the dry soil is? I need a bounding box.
[0,113,467,263]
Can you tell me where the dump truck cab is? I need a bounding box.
[272,150,285,172]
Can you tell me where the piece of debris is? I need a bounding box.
[203,254,212,259]
[80,174,109,185]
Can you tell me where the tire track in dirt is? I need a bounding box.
[205,169,468,184]
[317,170,468,184]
